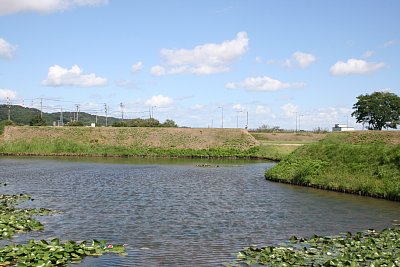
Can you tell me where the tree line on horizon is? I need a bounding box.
[0,104,178,128]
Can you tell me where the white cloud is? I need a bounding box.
[155,32,248,75]
[41,64,107,87]
[232,104,245,111]
[255,56,262,63]
[150,65,166,76]
[226,76,305,92]
[0,89,17,100]
[362,50,375,58]
[0,38,16,59]
[255,105,271,115]
[0,0,108,15]
[131,61,143,73]
[292,51,316,68]
[281,103,298,117]
[284,51,316,68]
[383,40,396,48]
[330,58,384,75]
[145,95,173,107]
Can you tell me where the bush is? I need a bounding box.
[66,121,84,126]
[0,120,14,134]
[30,115,46,126]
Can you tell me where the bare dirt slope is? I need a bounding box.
[2,126,259,150]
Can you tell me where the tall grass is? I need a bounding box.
[265,132,400,200]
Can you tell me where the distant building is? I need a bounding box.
[332,124,354,132]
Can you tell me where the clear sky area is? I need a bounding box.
[0,0,399,130]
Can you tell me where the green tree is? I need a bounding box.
[352,91,400,130]
[66,121,84,126]
[161,119,178,127]
[30,115,47,126]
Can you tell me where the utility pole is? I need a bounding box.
[6,96,11,121]
[95,112,98,125]
[75,104,80,121]
[246,111,249,129]
[60,107,63,126]
[295,112,298,132]
[104,104,108,126]
[151,106,156,119]
[149,107,151,119]
[120,102,124,121]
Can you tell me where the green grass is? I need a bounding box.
[0,126,299,160]
[0,137,267,159]
[265,132,400,200]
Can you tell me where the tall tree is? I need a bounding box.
[352,91,400,130]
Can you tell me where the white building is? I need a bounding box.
[332,124,354,132]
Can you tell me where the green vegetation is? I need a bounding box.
[0,126,276,159]
[265,131,400,200]
[0,239,126,266]
[231,227,400,266]
[0,193,126,266]
[352,91,400,130]
[29,115,46,126]
[112,118,178,128]
[0,120,14,135]
[0,104,121,126]
[250,132,326,161]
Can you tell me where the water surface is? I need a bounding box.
[0,157,399,266]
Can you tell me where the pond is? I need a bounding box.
[0,157,399,266]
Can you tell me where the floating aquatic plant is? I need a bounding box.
[232,228,400,266]
[0,193,126,266]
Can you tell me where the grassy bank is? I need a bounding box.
[265,131,400,200]
[250,132,325,160]
[0,126,276,159]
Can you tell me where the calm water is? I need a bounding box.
[0,157,399,266]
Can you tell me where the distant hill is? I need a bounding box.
[0,104,120,126]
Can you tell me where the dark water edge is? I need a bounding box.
[0,157,399,266]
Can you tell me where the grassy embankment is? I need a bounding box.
[250,132,326,159]
[0,126,274,159]
[265,131,400,200]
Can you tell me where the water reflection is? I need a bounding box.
[0,157,399,266]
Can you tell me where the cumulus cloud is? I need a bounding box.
[0,89,17,100]
[154,32,248,75]
[281,103,298,117]
[41,65,107,87]
[255,105,271,115]
[0,0,108,15]
[330,58,384,75]
[226,76,305,92]
[0,38,17,59]
[131,61,143,73]
[232,104,245,111]
[284,51,316,68]
[150,65,166,76]
[145,95,173,107]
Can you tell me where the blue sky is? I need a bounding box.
[0,0,399,130]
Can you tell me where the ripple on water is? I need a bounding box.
[0,157,399,266]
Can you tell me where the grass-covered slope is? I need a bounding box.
[0,126,262,158]
[265,131,400,200]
